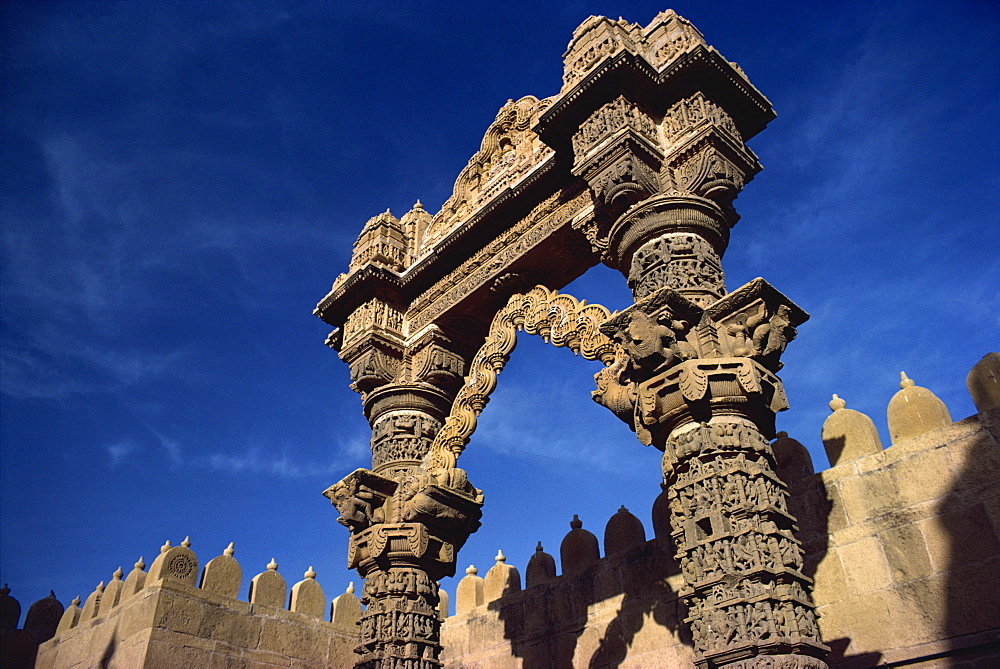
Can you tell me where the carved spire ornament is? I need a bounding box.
[316,9,828,668]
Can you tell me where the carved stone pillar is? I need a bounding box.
[595,276,828,666]
[547,12,829,666]
[330,305,482,667]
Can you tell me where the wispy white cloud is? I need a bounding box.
[106,440,140,467]
[150,430,370,479]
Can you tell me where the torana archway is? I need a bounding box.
[315,10,828,669]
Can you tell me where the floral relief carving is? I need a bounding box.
[662,92,741,144]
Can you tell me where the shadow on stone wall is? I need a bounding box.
[942,407,1000,662]
[493,536,689,668]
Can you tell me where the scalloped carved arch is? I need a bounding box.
[427,286,617,463]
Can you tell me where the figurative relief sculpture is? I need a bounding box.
[315,9,829,668]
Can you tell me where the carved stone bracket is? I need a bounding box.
[325,459,484,669]
[593,278,807,442]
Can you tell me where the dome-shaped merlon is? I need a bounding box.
[24,591,63,641]
[0,584,20,630]
[560,514,600,576]
[98,567,124,616]
[80,581,104,620]
[437,585,450,621]
[148,542,199,588]
[525,541,557,588]
[55,595,81,635]
[484,550,522,602]
[651,490,672,540]
[289,567,326,619]
[967,352,1000,414]
[248,559,286,609]
[200,542,242,599]
[822,394,883,466]
[604,506,646,555]
[887,373,952,445]
[772,432,814,481]
[455,565,484,614]
[330,582,363,628]
[121,556,147,599]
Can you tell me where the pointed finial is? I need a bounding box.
[48,590,56,599]
[160,540,172,553]
[95,581,105,592]
[830,394,847,411]
[181,536,191,548]
[570,514,583,530]
[413,200,424,210]
[112,567,123,581]
[305,566,316,579]
[267,558,278,572]
[535,541,544,552]
[618,505,628,513]
[0,584,9,596]
[224,542,235,557]
[347,582,355,594]
[71,596,80,607]
[135,556,146,570]
[900,371,915,389]
[495,550,506,563]
[465,565,478,576]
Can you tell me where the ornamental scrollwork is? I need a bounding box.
[426,286,617,463]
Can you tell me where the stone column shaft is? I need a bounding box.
[594,192,828,666]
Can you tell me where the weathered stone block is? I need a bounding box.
[198,604,261,648]
[879,522,934,583]
[808,548,848,606]
[153,591,204,636]
[258,618,327,662]
[887,447,956,509]
[839,536,892,594]
[920,503,1000,574]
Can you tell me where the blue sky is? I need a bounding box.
[2,1,997,615]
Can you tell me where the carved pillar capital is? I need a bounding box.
[324,463,483,669]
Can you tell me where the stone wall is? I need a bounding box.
[793,408,1000,667]
[439,365,1000,668]
[36,579,359,668]
[31,541,362,668]
[441,539,694,667]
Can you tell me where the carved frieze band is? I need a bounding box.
[357,566,442,668]
[426,286,617,461]
[407,186,591,333]
[629,232,726,304]
[370,411,441,472]
[665,421,827,662]
[662,92,741,146]
[572,95,658,160]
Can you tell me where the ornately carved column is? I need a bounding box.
[319,205,484,668]
[569,12,829,667]
[594,275,828,669]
